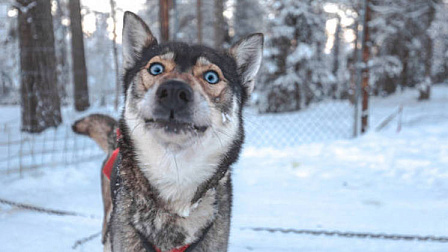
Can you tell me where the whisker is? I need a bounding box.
[211,127,224,148]
[130,121,144,135]
[171,152,180,185]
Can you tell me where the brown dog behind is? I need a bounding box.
[72,114,117,245]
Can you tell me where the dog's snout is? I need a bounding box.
[156,80,193,110]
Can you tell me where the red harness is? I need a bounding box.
[102,129,191,252]
[102,128,121,180]
[103,148,119,180]
[153,245,190,252]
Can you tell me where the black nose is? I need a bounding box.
[156,80,193,111]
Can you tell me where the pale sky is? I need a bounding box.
[82,0,147,43]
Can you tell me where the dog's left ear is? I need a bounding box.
[230,33,264,95]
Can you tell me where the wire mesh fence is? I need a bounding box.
[244,100,354,148]
[0,94,355,177]
[0,91,119,177]
[0,1,356,176]
[0,122,104,176]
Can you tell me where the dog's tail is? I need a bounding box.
[72,114,118,154]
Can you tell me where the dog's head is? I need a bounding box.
[121,11,263,152]
[72,114,118,153]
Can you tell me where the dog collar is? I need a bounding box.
[153,244,190,252]
[133,221,213,252]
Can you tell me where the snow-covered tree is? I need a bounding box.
[139,0,160,39]
[162,0,217,46]
[53,0,70,100]
[85,12,114,105]
[369,0,438,96]
[430,1,448,84]
[233,0,265,41]
[69,0,89,111]
[0,2,19,104]
[258,0,334,113]
[17,0,62,132]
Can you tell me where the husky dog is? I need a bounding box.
[72,114,118,244]
[109,11,263,252]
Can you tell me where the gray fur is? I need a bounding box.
[108,11,263,252]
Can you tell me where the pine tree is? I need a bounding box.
[17,0,62,132]
[199,0,214,47]
[139,0,160,39]
[69,0,89,111]
[234,0,264,41]
[369,0,438,95]
[214,0,226,49]
[85,12,114,104]
[258,0,333,113]
[54,0,70,100]
[0,2,19,103]
[431,1,448,84]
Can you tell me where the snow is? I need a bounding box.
[1,85,448,251]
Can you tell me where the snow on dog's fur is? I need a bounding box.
[108,11,263,252]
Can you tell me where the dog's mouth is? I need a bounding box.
[144,119,208,134]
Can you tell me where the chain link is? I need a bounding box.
[72,231,102,249]
[3,197,448,244]
[245,227,448,243]
[0,197,100,220]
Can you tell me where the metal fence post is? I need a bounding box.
[354,0,368,137]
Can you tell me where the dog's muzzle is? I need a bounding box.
[156,80,193,112]
[146,80,207,134]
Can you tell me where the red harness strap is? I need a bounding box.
[103,148,119,180]
[103,128,121,180]
[154,244,190,252]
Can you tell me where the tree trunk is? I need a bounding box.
[54,0,69,100]
[214,0,225,49]
[361,0,371,133]
[69,0,89,111]
[332,16,341,75]
[419,34,433,100]
[418,1,437,101]
[18,0,62,133]
[159,0,170,42]
[172,0,179,41]
[109,0,120,110]
[197,0,202,44]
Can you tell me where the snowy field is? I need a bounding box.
[1,85,448,251]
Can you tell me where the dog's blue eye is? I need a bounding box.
[203,71,219,84]
[149,63,164,76]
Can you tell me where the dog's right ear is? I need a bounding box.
[230,33,264,96]
[122,11,157,70]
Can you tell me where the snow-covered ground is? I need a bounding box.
[1,85,447,251]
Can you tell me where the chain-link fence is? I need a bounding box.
[0,0,356,176]
[0,96,355,176]
[244,101,354,148]
[0,121,104,177]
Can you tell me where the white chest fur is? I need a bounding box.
[124,92,239,217]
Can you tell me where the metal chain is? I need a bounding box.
[0,197,100,220]
[72,231,102,249]
[245,227,448,243]
[3,197,448,244]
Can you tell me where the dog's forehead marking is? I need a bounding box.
[144,52,175,68]
[160,52,175,61]
[196,57,212,66]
